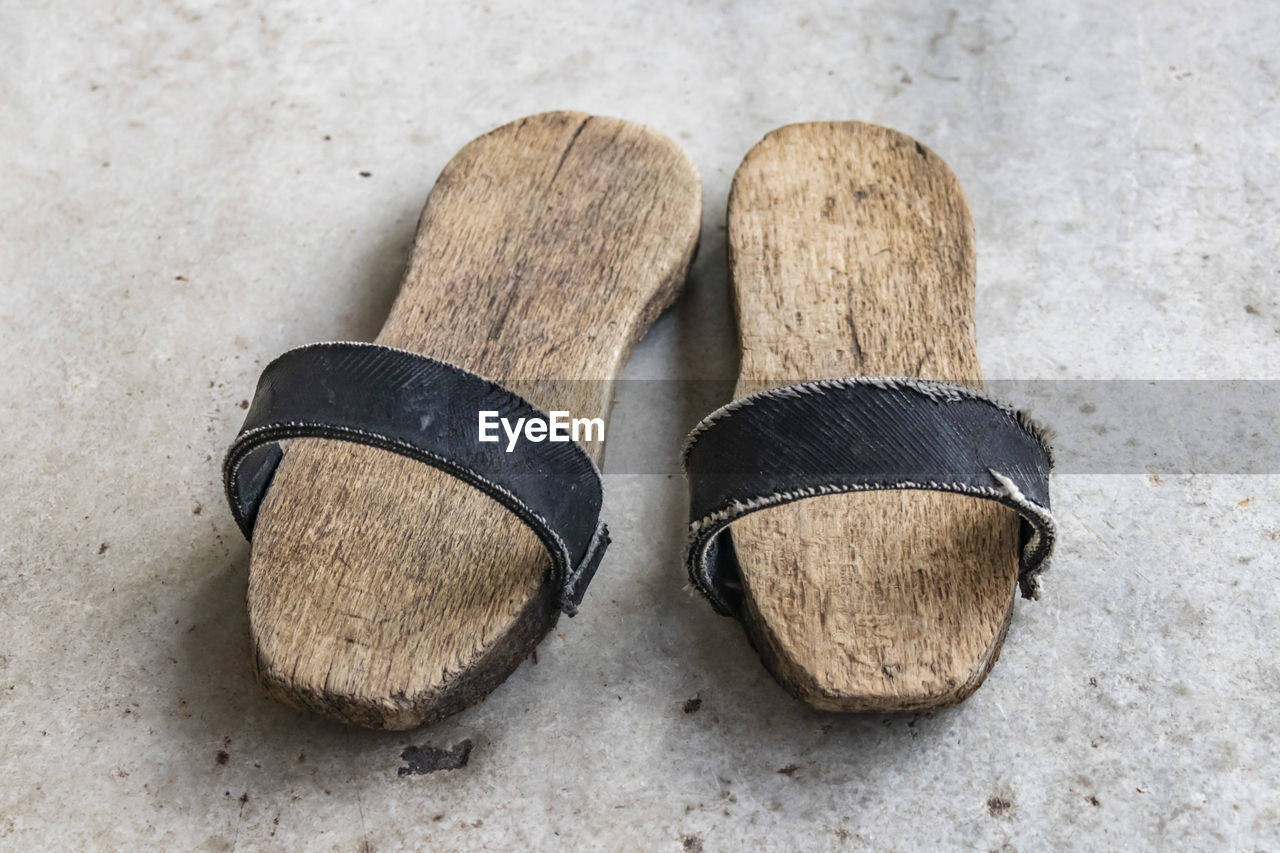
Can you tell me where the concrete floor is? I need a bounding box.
[2,1,1277,849]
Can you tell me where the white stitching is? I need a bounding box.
[686,477,1057,613]
[266,341,609,480]
[682,376,1055,463]
[227,421,577,595]
[228,342,614,607]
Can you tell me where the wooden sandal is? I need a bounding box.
[683,122,1055,711]
[225,111,700,729]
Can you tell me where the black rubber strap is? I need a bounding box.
[223,342,610,615]
[683,377,1056,616]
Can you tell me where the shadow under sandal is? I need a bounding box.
[683,121,1056,711]
[224,111,701,729]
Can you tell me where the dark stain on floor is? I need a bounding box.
[398,739,474,776]
[215,750,229,766]
[777,764,800,777]
[681,834,703,852]
[683,696,702,714]
[986,796,1014,817]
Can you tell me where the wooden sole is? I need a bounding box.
[246,111,701,729]
[725,122,1022,711]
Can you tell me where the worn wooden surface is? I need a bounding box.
[726,121,1022,710]
[247,111,701,728]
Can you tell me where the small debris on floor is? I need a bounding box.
[986,796,1014,817]
[398,740,474,776]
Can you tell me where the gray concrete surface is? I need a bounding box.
[2,1,1277,849]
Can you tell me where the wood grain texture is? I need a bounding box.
[246,111,701,729]
[726,121,1021,711]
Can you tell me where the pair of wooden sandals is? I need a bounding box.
[225,112,1056,730]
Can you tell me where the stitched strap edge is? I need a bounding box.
[683,375,1055,463]
[222,341,608,616]
[687,476,1057,616]
[681,377,1057,616]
